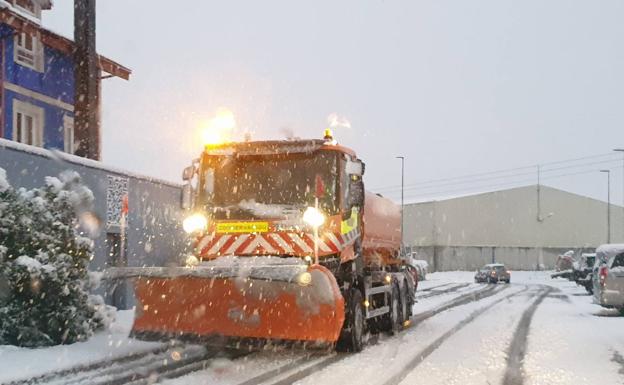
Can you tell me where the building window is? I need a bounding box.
[11,0,41,19]
[63,115,75,154]
[12,99,44,147]
[14,32,44,72]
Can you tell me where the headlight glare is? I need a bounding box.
[183,213,208,234]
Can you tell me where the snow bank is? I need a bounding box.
[0,310,161,383]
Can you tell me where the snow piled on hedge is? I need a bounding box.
[0,167,113,347]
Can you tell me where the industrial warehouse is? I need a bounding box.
[403,184,624,271]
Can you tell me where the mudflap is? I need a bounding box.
[130,264,345,346]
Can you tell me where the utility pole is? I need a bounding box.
[600,169,611,243]
[614,149,624,242]
[396,156,405,247]
[537,164,542,222]
[74,0,100,160]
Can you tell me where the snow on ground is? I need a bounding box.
[294,284,525,385]
[0,310,162,383]
[3,271,624,385]
[401,286,537,385]
[524,275,624,385]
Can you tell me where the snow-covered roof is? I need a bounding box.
[596,244,624,260]
[405,184,624,208]
[204,139,357,158]
[0,138,181,189]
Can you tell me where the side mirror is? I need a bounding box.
[181,183,193,210]
[182,165,195,181]
[347,177,364,209]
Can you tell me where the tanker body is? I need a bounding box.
[128,130,417,352]
[362,191,402,267]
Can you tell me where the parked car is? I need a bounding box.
[405,252,428,281]
[573,253,596,294]
[555,250,575,272]
[592,244,624,314]
[475,263,510,284]
[413,260,429,281]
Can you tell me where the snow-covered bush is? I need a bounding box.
[0,168,109,347]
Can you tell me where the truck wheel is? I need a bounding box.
[385,283,401,335]
[399,281,408,326]
[337,289,364,352]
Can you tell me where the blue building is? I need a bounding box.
[0,0,129,155]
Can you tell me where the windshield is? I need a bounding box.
[200,151,338,219]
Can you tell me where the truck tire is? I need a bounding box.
[380,283,401,335]
[337,289,364,352]
[399,281,408,326]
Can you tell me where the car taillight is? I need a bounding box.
[599,266,608,287]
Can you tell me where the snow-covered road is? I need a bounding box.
[2,271,623,385]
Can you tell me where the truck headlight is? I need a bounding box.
[303,207,325,228]
[296,272,312,286]
[183,213,208,234]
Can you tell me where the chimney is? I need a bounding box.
[73,0,100,160]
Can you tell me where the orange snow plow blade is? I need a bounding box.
[126,260,345,345]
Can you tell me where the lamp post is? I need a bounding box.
[614,149,624,242]
[396,156,405,246]
[600,169,611,243]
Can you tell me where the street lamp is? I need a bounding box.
[614,149,624,242]
[600,169,611,243]
[396,156,405,246]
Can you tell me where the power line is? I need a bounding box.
[372,153,622,193]
[389,165,624,203]
[371,152,621,193]
[397,158,623,193]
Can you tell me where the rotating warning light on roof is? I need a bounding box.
[201,108,236,147]
[323,128,337,145]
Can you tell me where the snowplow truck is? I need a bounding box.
[129,131,417,351]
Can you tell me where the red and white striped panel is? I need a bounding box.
[195,232,344,257]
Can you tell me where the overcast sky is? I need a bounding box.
[42,0,624,205]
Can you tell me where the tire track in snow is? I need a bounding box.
[416,283,471,299]
[9,343,249,385]
[236,284,508,385]
[502,286,553,385]
[5,344,178,385]
[416,283,454,292]
[380,285,526,385]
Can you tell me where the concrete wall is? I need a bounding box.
[409,245,594,271]
[0,139,187,308]
[405,186,624,249]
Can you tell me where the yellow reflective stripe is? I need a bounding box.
[341,207,359,235]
